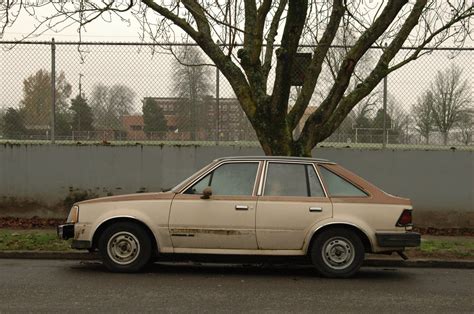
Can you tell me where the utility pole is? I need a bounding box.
[79,73,84,98]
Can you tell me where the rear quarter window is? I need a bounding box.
[318,166,368,197]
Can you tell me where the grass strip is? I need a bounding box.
[0,229,72,251]
[406,236,474,259]
[0,230,473,259]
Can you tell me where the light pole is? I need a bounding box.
[79,73,84,98]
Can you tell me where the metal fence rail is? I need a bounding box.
[0,40,472,149]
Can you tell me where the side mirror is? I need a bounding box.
[201,187,212,199]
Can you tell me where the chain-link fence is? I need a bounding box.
[0,41,472,149]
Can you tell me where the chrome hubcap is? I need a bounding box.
[107,232,140,265]
[322,236,355,270]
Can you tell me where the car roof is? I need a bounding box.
[214,156,335,164]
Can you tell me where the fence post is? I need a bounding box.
[51,38,56,144]
[382,43,388,149]
[216,66,220,144]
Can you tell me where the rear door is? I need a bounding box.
[256,162,333,250]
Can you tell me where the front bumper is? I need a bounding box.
[57,224,92,250]
[376,232,421,247]
[57,223,74,240]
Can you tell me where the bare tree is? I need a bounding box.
[456,110,473,145]
[172,46,213,140]
[387,98,410,144]
[90,84,136,131]
[429,65,471,145]
[2,1,472,155]
[412,92,434,144]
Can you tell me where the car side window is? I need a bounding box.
[184,162,258,196]
[264,163,325,197]
[318,166,368,197]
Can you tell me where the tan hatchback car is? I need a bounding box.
[58,156,420,278]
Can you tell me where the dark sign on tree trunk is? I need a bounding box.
[290,53,312,86]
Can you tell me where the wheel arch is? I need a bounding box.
[306,223,373,254]
[91,216,159,253]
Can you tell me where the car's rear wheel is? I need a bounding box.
[98,222,152,273]
[310,227,365,278]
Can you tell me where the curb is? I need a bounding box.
[0,251,473,269]
[0,251,98,260]
[363,258,474,269]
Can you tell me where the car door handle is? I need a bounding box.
[235,205,249,210]
[309,207,323,212]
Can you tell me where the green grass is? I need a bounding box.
[406,236,474,259]
[0,230,473,259]
[0,229,72,251]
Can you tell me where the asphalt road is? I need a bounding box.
[0,259,473,313]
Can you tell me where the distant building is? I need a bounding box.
[121,115,146,140]
[142,97,254,141]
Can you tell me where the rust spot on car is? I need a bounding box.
[170,228,250,236]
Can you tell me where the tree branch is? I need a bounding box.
[286,0,344,131]
[141,0,200,38]
[253,0,272,63]
[304,0,429,148]
[262,0,288,84]
[181,0,211,37]
[388,6,474,73]
[270,0,308,117]
[142,0,257,119]
[297,0,410,150]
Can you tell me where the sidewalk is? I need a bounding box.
[0,250,473,269]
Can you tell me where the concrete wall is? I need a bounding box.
[0,144,472,227]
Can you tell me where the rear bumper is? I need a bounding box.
[376,232,421,247]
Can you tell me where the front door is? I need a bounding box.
[256,162,333,250]
[169,162,261,250]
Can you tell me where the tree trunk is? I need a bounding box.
[253,123,311,157]
[443,132,448,145]
[249,97,312,157]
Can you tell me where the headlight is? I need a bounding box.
[67,205,79,224]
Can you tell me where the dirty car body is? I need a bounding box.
[58,156,420,278]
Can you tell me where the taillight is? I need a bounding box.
[396,209,412,227]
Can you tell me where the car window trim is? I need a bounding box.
[304,165,311,197]
[260,161,328,198]
[179,160,263,196]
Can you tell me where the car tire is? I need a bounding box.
[310,227,365,278]
[98,222,153,273]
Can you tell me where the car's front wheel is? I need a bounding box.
[310,227,365,278]
[98,222,153,272]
